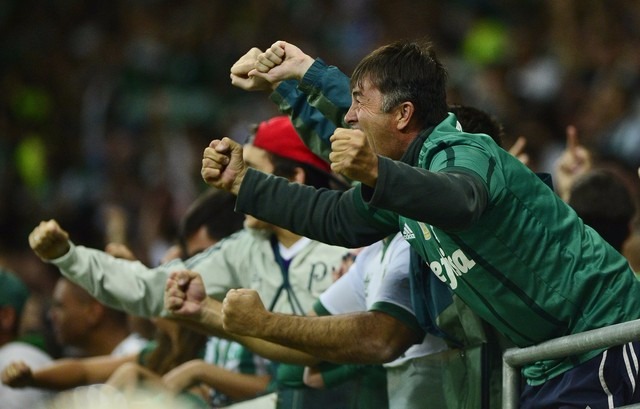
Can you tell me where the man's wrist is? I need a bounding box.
[295,55,315,80]
[231,167,249,196]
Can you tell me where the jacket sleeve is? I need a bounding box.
[236,169,396,248]
[365,156,488,231]
[270,59,352,161]
[50,233,250,317]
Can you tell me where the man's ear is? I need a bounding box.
[292,167,306,184]
[395,102,415,131]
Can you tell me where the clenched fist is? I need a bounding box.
[164,270,207,319]
[28,220,70,261]
[329,128,379,186]
[221,288,269,337]
[230,47,274,92]
[1,361,33,388]
[201,138,247,194]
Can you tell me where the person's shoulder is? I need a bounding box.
[0,341,52,365]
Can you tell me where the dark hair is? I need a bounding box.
[268,152,334,190]
[178,189,244,255]
[448,104,505,148]
[569,169,636,251]
[351,39,449,128]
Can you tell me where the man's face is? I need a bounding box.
[242,144,275,231]
[185,226,217,257]
[48,280,94,348]
[344,77,405,160]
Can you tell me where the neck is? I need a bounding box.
[274,226,302,248]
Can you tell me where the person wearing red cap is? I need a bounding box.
[28,116,385,408]
[252,116,332,175]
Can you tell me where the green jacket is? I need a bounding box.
[243,59,640,390]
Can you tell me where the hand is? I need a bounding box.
[201,137,247,195]
[230,47,274,92]
[329,128,379,186]
[105,243,136,261]
[221,289,269,337]
[507,136,530,167]
[251,41,315,84]
[28,220,71,260]
[164,270,207,319]
[1,361,33,388]
[554,125,592,201]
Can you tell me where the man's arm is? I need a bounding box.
[29,220,246,317]
[222,289,420,364]
[230,41,351,162]
[237,169,393,247]
[202,136,393,248]
[162,359,271,401]
[163,269,322,366]
[1,355,134,390]
[165,270,417,364]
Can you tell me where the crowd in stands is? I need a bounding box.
[1,1,640,408]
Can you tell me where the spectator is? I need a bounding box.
[28,117,383,408]
[1,317,209,407]
[0,269,54,408]
[48,277,146,358]
[568,169,637,253]
[203,38,640,408]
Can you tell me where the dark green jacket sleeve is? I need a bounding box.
[364,156,488,231]
[270,59,351,161]
[236,169,396,248]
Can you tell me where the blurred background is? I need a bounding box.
[1,0,640,298]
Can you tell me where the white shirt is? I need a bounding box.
[0,341,55,408]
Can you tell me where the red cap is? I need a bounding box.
[252,116,331,174]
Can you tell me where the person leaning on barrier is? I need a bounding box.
[203,38,640,408]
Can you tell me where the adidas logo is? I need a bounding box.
[402,224,415,240]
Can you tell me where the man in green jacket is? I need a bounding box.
[202,39,640,408]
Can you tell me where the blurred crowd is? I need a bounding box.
[1,0,640,352]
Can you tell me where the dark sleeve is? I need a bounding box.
[270,59,352,162]
[271,79,335,161]
[364,156,488,231]
[236,169,395,247]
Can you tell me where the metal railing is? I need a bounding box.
[502,318,640,409]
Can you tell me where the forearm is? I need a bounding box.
[271,59,351,162]
[297,59,351,128]
[272,80,335,161]
[235,336,320,367]
[236,169,392,248]
[193,364,270,401]
[256,311,415,364]
[50,243,169,317]
[30,356,130,390]
[168,299,321,366]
